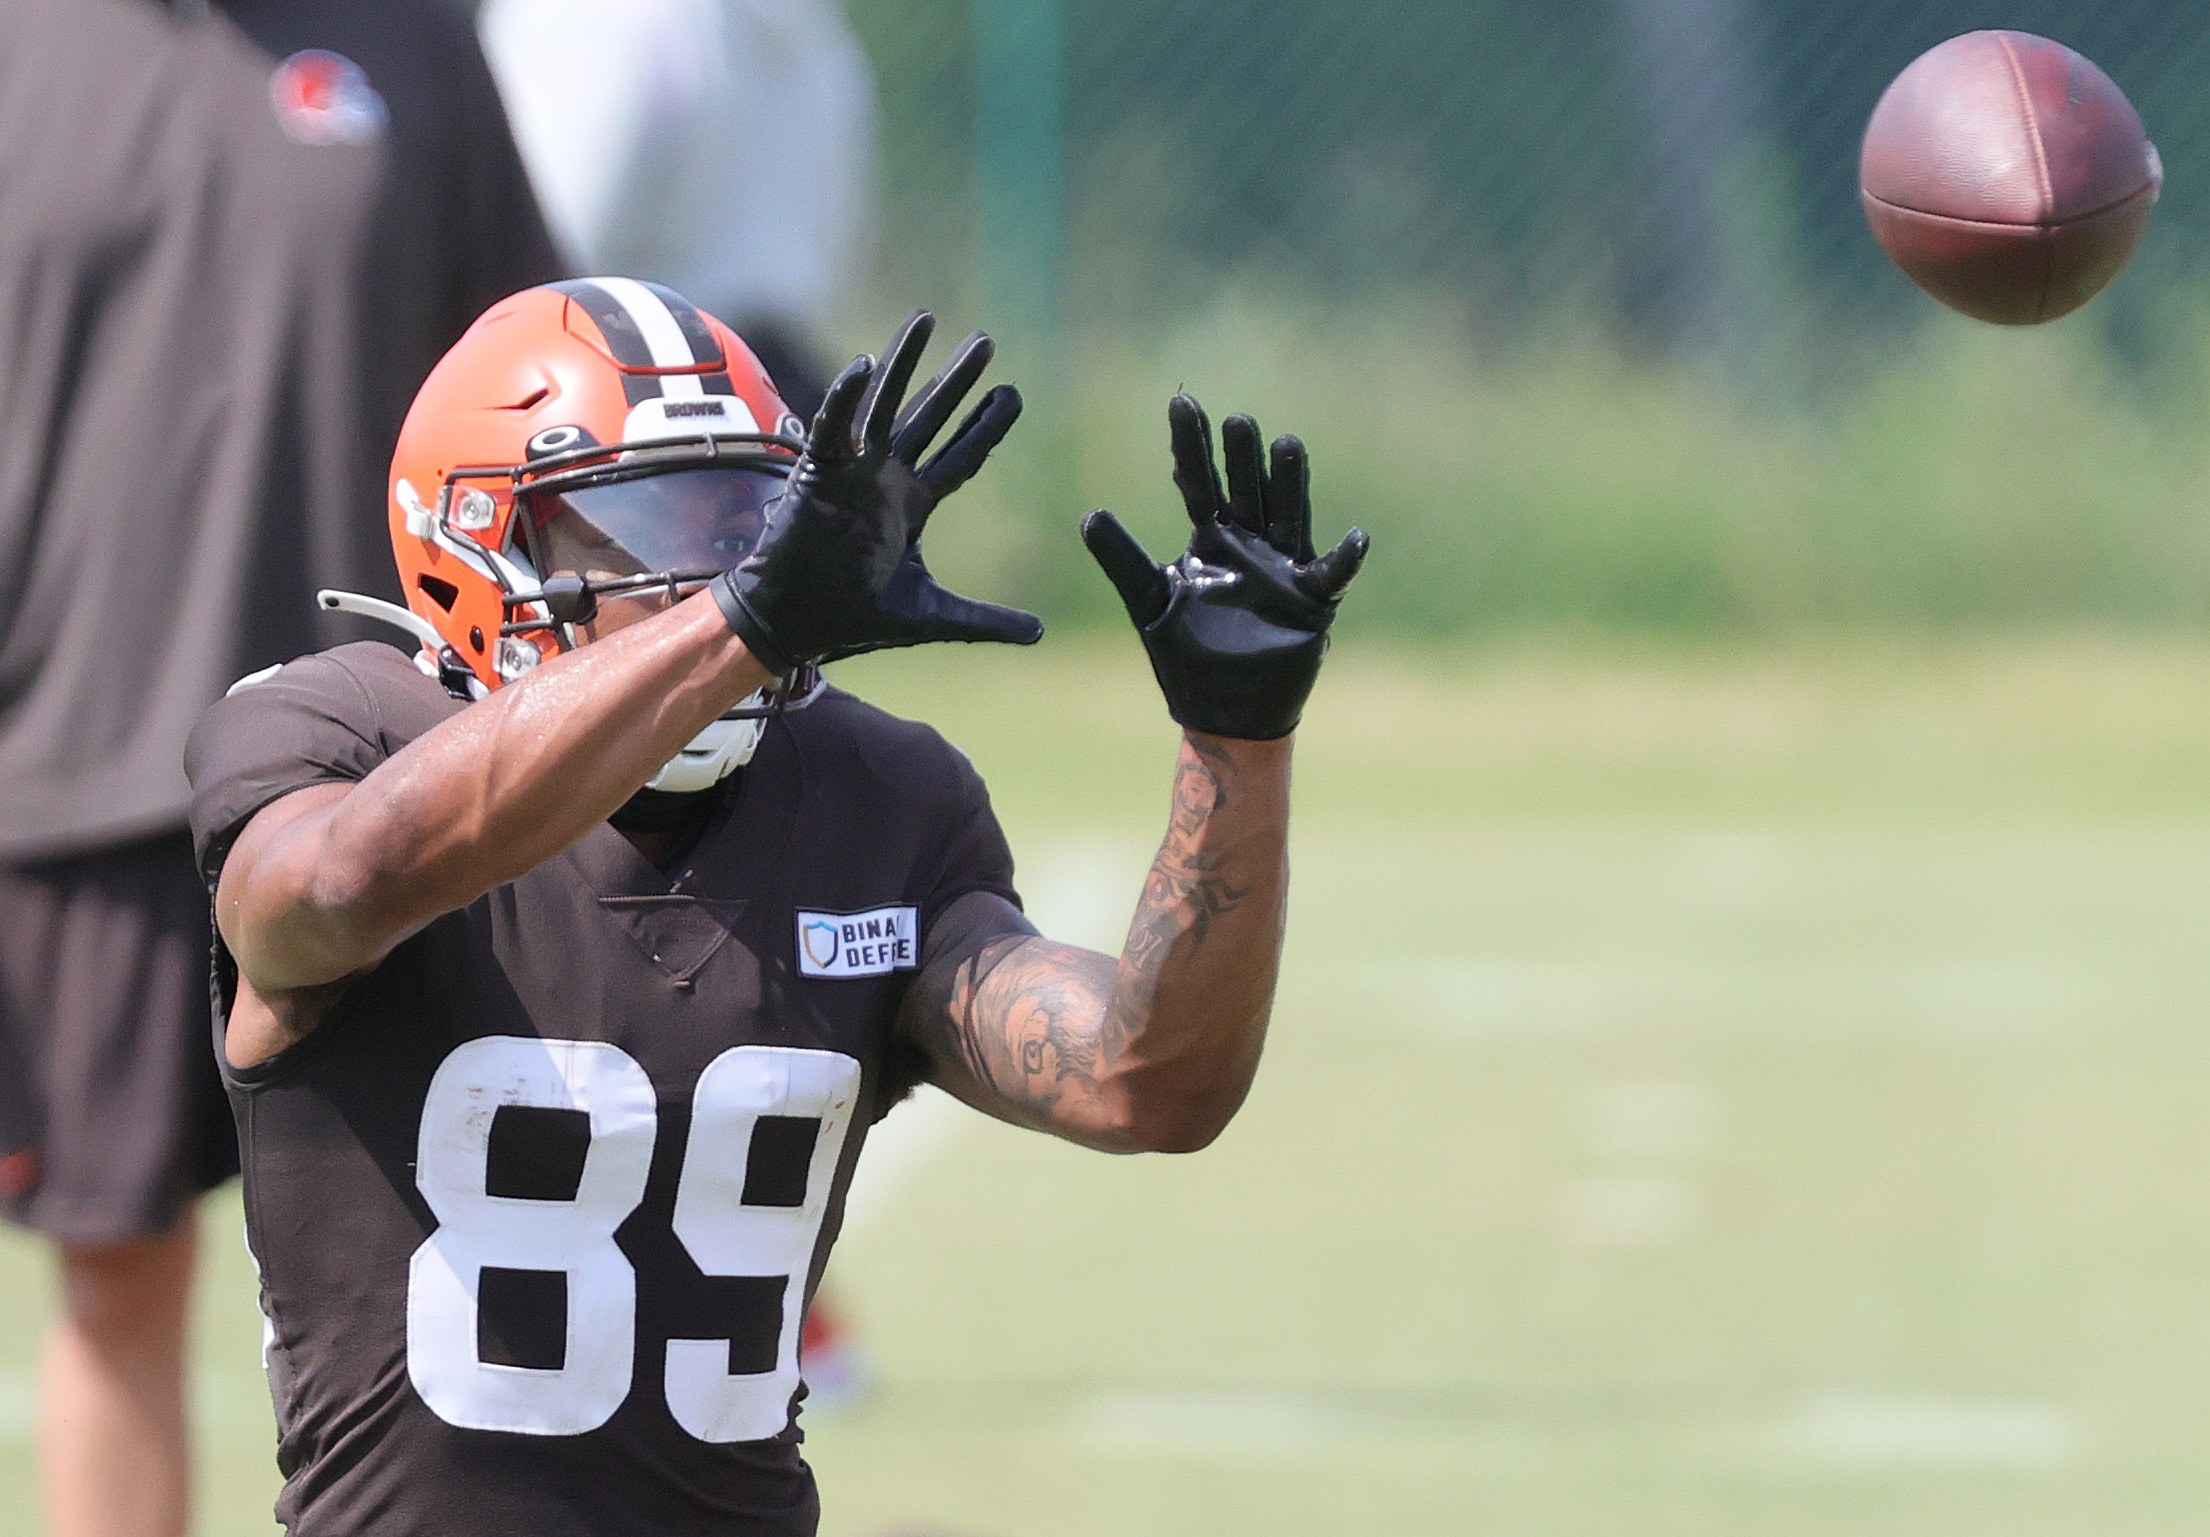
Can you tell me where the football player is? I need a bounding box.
[184,279,1366,1534]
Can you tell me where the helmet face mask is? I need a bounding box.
[379,278,822,786]
[511,459,788,649]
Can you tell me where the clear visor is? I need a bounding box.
[529,465,787,584]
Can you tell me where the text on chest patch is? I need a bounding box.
[796,906,918,978]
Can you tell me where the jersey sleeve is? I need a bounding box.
[875,752,1037,1117]
[183,647,421,887]
[918,747,1028,943]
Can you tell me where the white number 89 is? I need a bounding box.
[406,1037,858,1441]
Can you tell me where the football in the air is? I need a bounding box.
[1860,30,2161,325]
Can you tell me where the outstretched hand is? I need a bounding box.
[1082,394,1367,740]
[712,311,1043,673]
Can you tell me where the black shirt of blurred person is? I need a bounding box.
[0,0,560,859]
[0,0,558,1239]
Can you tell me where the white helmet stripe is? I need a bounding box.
[592,276,703,369]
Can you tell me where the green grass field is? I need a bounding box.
[14,636,2210,1535]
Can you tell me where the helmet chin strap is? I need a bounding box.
[642,692,770,793]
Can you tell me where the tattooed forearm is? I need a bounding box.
[903,732,1295,1152]
[1113,741,1263,1013]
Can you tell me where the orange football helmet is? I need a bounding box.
[322,279,819,788]
[381,277,805,686]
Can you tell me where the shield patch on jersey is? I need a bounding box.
[801,920,841,972]
[796,907,918,979]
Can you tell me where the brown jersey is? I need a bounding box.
[185,642,1028,1536]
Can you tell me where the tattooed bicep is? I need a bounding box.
[900,932,1119,1128]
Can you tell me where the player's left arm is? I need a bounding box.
[903,731,1286,1153]
[898,395,1367,1153]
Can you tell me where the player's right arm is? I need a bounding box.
[217,591,775,1058]
[217,311,1038,1066]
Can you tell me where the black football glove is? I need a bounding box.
[711,311,1043,673]
[1082,395,1368,741]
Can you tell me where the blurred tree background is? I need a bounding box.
[837,0,2210,634]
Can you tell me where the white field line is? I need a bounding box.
[1019,836,1151,952]
[0,1369,26,1441]
[1580,1079,1718,1160]
[1776,1392,2080,1470]
[1558,1176,1701,1249]
[1082,1389,1367,1456]
[1326,957,2086,1038]
[1074,1384,2084,1473]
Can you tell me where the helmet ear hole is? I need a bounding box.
[527,423,596,459]
[415,573,460,612]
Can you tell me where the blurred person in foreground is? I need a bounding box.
[0,2,558,1533]
[182,283,1366,1532]
[478,0,877,419]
